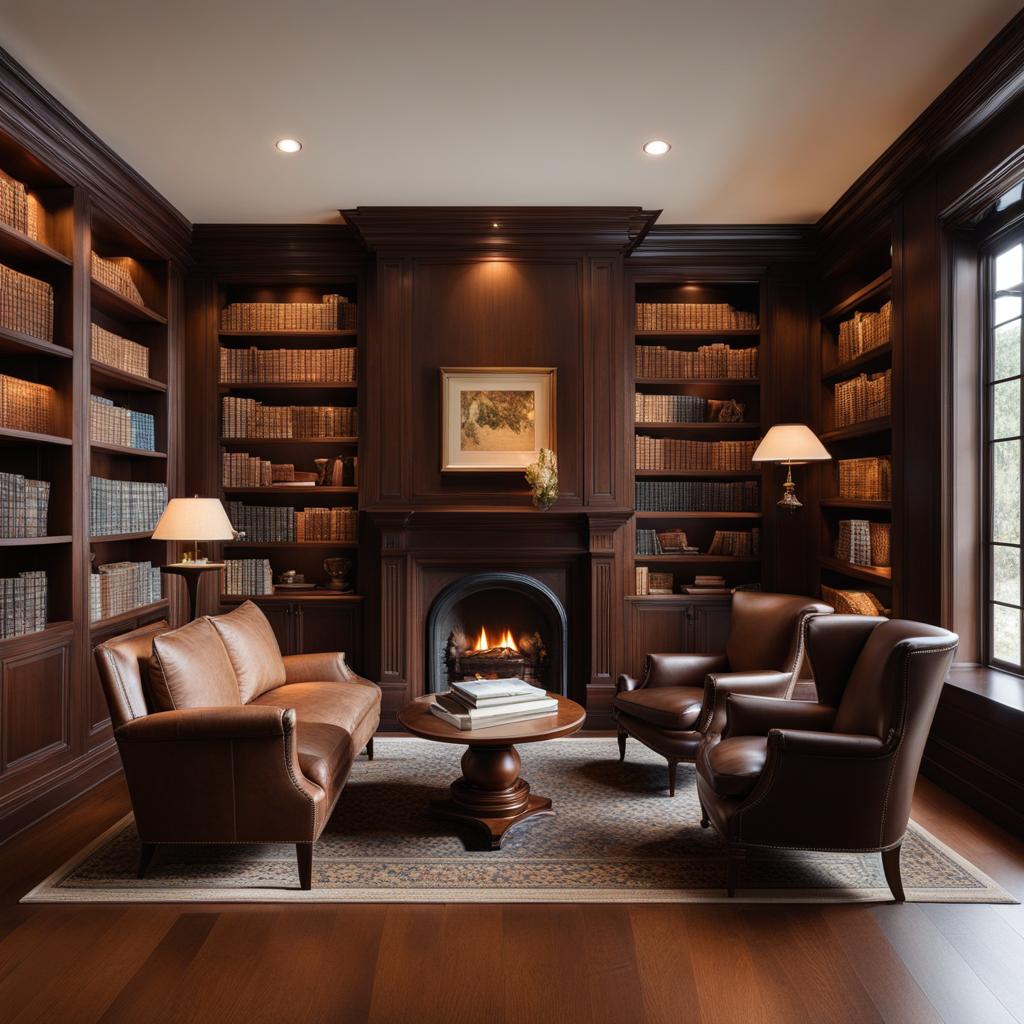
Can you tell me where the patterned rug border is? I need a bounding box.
[21,743,1017,906]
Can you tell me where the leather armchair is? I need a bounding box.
[695,614,958,901]
[94,603,381,889]
[614,591,831,794]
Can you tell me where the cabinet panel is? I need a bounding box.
[628,597,732,677]
[692,601,731,652]
[2,639,70,771]
[295,603,362,671]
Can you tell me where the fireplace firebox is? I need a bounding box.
[425,572,568,695]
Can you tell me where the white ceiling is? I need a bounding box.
[0,0,1020,225]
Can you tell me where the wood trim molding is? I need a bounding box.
[818,9,1024,244]
[191,224,366,275]
[629,224,816,264]
[341,206,660,253]
[0,47,191,264]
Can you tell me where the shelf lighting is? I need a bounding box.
[642,140,671,156]
[275,138,303,154]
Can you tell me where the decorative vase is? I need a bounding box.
[525,448,558,511]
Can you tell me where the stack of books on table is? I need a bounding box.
[430,678,558,730]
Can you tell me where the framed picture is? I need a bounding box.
[440,367,557,472]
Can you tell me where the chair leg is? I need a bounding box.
[137,842,156,880]
[616,729,627,763]
[700,805,710,829]
[882,843,905,903]
[727,847,745,897]
[667,760,678,796]
[365,737,374,761]
[296,843,314,891]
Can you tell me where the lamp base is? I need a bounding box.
[776,477,803,511]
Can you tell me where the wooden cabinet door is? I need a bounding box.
[262,604,296,656]
[294,603,362,671]
[691,599,732,653]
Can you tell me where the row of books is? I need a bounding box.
[635,344,758,380]
[89,478,167,537]
[707,529,760,556]
[838,456,892,502]
[635,480,760,512]
[0,373,58,435]
[0,170,41,239]
[91,323,150,379]
[685,574,730,595]
[222,452,274,487]
[90,395,156,451]
[834,370,892,428]
[635,302,758,332]
[0,570,47,639]
[220,294,357,332]
[0,471,49,538]
[223,558,274,596]
[836,520,891,569]
[0,262,54,342]
[221,452,359,488]
[225,502,358,543]
[636,529,698,556]
[635,394,708,423]
[296,507,358,542]
[219,346,356,383]
[837,301,892,363]
[635,437,757,472]
[430,678,558,731]
[91,252,144,305]
[89,561,162,622]
[221,397,358,438]
[634,567,674,595]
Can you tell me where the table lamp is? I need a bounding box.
[752,424,831,511]
[152,496,235,619]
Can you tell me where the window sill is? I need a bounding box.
[946,665,1024,715]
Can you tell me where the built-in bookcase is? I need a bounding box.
[816,251,898,616]
[215,281,363,622]
[629,279,766,599]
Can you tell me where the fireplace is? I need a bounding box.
[425,572,568,695]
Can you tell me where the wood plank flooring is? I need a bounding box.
[0,767,1022,1024]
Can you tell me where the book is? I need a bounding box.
[447,686,549,710]
[450,678,547,705]
[429,693,558,731]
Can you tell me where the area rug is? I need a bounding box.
[22,738,1016,904]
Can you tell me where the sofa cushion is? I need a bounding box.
[148,618,240,711]
[704,736,768,798]
[252,681,381,797]
[613,686,704,731]
[207,600,287,703]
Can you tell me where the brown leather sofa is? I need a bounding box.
[614,591,832,794]
[93,600,381,889]
[695,614,958,900]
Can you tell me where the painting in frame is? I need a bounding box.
[440,367,556,472]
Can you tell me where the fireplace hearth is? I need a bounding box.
[426,572,567,695]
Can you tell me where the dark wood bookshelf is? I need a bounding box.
[0,326,72,359]
[219,436,358,445]
[0,535,72,547]
[219,329,357,339]
[90,278,167,325]
[819,556,893,585]
[822,343,893,382]
[821,270,892,323]
[224,540,358,549]
[218,382,357,391]
[0,217,72,268]
[634,469,760,479]
[635,554,761,564]
[819,417,891,444]
[820,498,892,511]
[635,328,760,339]
[634,511,762,519]
[89,599,170,632]
[90,531,157,543]
[635,377,760,386]
[634,421,761,432]
[90,360,167,393]
[0,425,71,447]
[90,441,167,459]
[220,591,363,604]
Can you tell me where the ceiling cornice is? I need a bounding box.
[191,223,365,277]
[341,206,661,254]
[0,48,191,265]
[628,224,816,264]
[817,8,1024,245]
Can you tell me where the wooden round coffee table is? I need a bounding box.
[398,693,586,850]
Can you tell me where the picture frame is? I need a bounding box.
[440,367,557,472]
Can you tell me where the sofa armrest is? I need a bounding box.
[641,652,730,689]
[616,673,640,694]
[722,695,837,739]
[770,728,886,757]
[698,670,792,734]
[117,705,291,742]
[283,651,369,685]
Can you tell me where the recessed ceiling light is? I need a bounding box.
[643,139,671,156]
[275,138,302,154]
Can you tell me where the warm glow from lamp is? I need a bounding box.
[152,497,235,563]
[751,424,831,511]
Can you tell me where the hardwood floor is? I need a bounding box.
[0,766,1022,1024]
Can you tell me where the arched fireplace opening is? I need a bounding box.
[425,572,568,695]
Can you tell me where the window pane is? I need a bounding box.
[997,182,1024,212]
[993,380,1021,439]
[992,440,1021,543]
[993,319,1021,381]
[995,294,1022,326]
[995,243,1023,291]
[993,545,1021,606]
[992,603,1021,666]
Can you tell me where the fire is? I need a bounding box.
[473,626,519,653]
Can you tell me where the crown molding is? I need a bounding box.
[818,9,1024,245]
[191,223,366,277]
[628,223,816,264]
[0,47,191,264]
[341,206,661,254]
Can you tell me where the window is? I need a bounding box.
[986,234,1024,670]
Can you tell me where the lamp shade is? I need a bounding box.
[751,424,831,464]
[152,497,235,541]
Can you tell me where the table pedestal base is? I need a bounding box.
[430,742,553,850]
